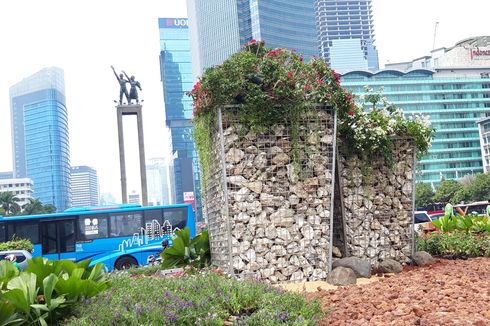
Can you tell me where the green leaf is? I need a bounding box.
[7,272,38,308]
[0,299,23,326]
[2,289,30,314]
[0,261,19,290]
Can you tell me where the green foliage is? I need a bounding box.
[0,191,21,216]
[415,182,434,208]
[0,237,33,253]
[20,198,57,216]
[0,258,110,325]
[433,180,460,202]
[65,269,324,325]
[431,215,458,233]
[417,231,490,257]
[160,228,211,269]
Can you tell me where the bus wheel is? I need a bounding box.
[115,256,137,270]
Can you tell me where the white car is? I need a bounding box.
[0,250,33,271]
[414,211,433,235]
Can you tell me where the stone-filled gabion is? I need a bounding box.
[335,139,415,264]
[204,106,336,283]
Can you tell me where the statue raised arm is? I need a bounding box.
[111,66,130,105]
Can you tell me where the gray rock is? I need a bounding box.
[378,258,403,273]
[326,266,357,286]
[332,246,342,258]
[332,257,371,278]
[412,251,434,266]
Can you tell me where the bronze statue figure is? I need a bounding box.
[123,71,142,104]
[111,65,130,105]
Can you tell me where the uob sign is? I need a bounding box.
[166,18,188,28]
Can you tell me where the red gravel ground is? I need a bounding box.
[307,258,490,325]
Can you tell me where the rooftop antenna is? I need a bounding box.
[432,22,439,50]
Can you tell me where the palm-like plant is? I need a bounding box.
[22,198,45,215]
[0,191,21,216]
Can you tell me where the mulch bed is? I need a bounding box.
[306,257,490,325]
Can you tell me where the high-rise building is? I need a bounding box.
[70,166,100,208]
[0,178,34,208]
[158,17,201,218]
[341,36,490,186]
[315,0,379,72]
[146,157,175,206]
[0,172,13,180]
[187,0,318,78]
[9,67,71,211]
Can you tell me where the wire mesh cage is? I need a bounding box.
[334,138,416,265]
[203,105,337,283]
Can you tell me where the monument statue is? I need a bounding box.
[123,71,142,104]
[111,65,130,105]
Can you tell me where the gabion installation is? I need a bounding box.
[204,106,337,283]
[334,138,416,264]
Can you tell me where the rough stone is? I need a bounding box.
[332,257,371,278]
[326,266,357,286]
[412,251,435,266]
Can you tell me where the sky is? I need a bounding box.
[0,0,489,203]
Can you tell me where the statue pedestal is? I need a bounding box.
[116,104,148,206]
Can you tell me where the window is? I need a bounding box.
[144,209,164,225]
[6,222,39,243]
[163,208,187,230]
[110,212,142,237]
[0,223,5,242]
[78,215,108,240]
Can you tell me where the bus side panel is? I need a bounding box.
[187,205,196,237]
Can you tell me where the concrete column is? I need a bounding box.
[116,104,148,206]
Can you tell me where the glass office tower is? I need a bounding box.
[9,67,71,211]
[341,70,490,186]
[158,18,202,219]
[315,0,379,72]
[187,0,317,78]
[71,166,99,208]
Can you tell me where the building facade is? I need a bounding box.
[187,0,318,78]
[0,178,34,208]
[341,36,490,186]
[315,0,379,72]
[9,67,71,211]
[158,18,201,218]
[146,157,175,206]
[477,117,490,173]
[70,166,99,208]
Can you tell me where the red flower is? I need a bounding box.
[316,78,324,85]
[332,70,340,84]
[299,56,303,62]
[304,84,312,91]
[348,111,355,116]
[287,71,293,79]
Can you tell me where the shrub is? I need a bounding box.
[0,258,110,325]
[417,231,490,257]
[160,227,211,269]
[65,269,324,325]
[0,236,33,252]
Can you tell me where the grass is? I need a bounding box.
[63,268,324,325]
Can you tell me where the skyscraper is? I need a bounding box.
[187,0,318,78]
[315,0,379,72]
[146,157,175,206]
[70,166,100,208]
[9,67,71,211]
[158,18,201,218]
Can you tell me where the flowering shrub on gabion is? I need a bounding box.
[187,41,434,181]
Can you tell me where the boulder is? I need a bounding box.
[378,258,403,273]
[412,251,434,266]
[326,266,357,286]
[332,257,371,278]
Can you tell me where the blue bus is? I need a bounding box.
[0,203,196,270]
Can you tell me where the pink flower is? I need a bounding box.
[287,71,293,79]
[304,84,312,91]
[299,56,303,62]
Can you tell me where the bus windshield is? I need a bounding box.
[0,203,195,271]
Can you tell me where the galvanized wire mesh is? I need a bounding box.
[335,138,415,264]
[204,105,336,282]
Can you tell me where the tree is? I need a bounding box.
[20,198,57,216]
[415,182,434,208]
[433,180,460,203]
[0,191,21,216]
[465,172,490,202]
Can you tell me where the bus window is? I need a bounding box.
[110,212,142,237]
[143,209,164,225]
[0,223,5,242]
[60,220,75,252]
[6,222,39,244]
[78,215,108,240]
[163,208,187,230]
